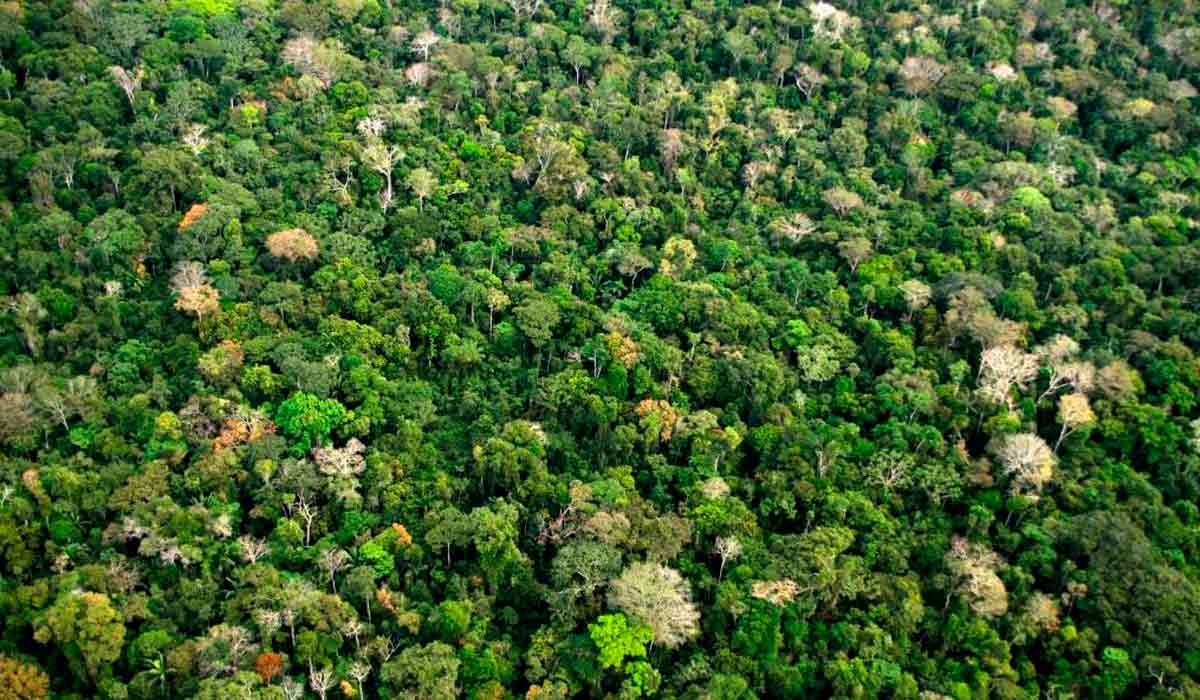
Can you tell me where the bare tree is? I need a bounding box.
[608,562,700,649]
[406,167,437,211]
[898,279,932,320]
[823,187,864,217]
[238,535,269,564]
[898,56,950,95]
[291,494,317,546]
[837,237,873,273]
[318,548,350,593]
[978,345,1039,410]
[793,63,826,100]
[360,142,404,211]
[309,664,335,700]
[181,123,210,156]
[266,228,320,263]
[411,30,439,61]
[713,536,742,581]
[1054,393,1095,452]
[280,678,305,700]
[108,65,143,106]
[993,433,1055,499]
[770,212,818,247]
[506,0,543,19]
[946,537,1008,617]
[347,661,371,699]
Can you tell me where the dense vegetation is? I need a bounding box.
[1,0,1200,697]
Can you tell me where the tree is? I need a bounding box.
[406,167,436,211]
[837,238,873,273]
[275,392,348,454]
[793,63,826,100]
[410,30,439,61]
[266,228,319,263]
[897,56,949,95]
[171,261,220,323]
[1054,393,1095,451]
[823,187,864,217]
[549,539,623,622]
[380,642,459,699]
[360,141,404,211]
[977,345,1038,411]
[946,537,1008,618]
[608,562,700,649]
[35,591,126,682]
[713,536,742,581]
[108,65,143,106]
[992,433,1055,499]
[0,656,50,700]
[282,36,362,88]
[589,613,652,669]
[898,279,931,319]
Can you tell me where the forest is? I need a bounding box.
[1,0,1199,697]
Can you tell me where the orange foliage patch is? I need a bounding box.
[179,203,209,231]
[254,652,283,684]
[391,523,413,546]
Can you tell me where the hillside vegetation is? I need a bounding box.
[1,0,1200,698]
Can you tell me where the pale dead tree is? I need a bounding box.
[237,535,268,563]
[171,261,210,292]
[318,548,351,592]
[1054,393,1095,452]
[280,678,305,700]
[659,128,686,171]
[406,167,437,211]
[823,186,864,217]
[588,0,619,43]
[609,563,701,649]
[347,661,371,699]
[341,619,364,649]
[356,116,387,139]
[898,279,931,320]
[181,123,210,156]
[793,63,826,100]
[507,0,543,19]
[313,438,366,478]
[770,212,818,247]
[404,61,434,87]
[977,344,1039,411]
[993,433,1055,499]
[33,382,75,431]
[283,36,336,87]
[360,142,404,211]
[898,56,949,95]
[309,664,335,700]
[946,537,1008,617]
[837,237,873,273]
[751,579,799,606]
[713,536,742,581]
[1036,335,1095,400]
[291,494,317,546]
[410,30,439,61]
[1037,334,1079,364]
[108,65,143,106]
[266,228,319,263]
[809,2,859,41]
[742,161,775,193]
[170,261,219,323]
[196,624,258,677]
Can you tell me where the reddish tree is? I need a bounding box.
[255,652,284,684]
